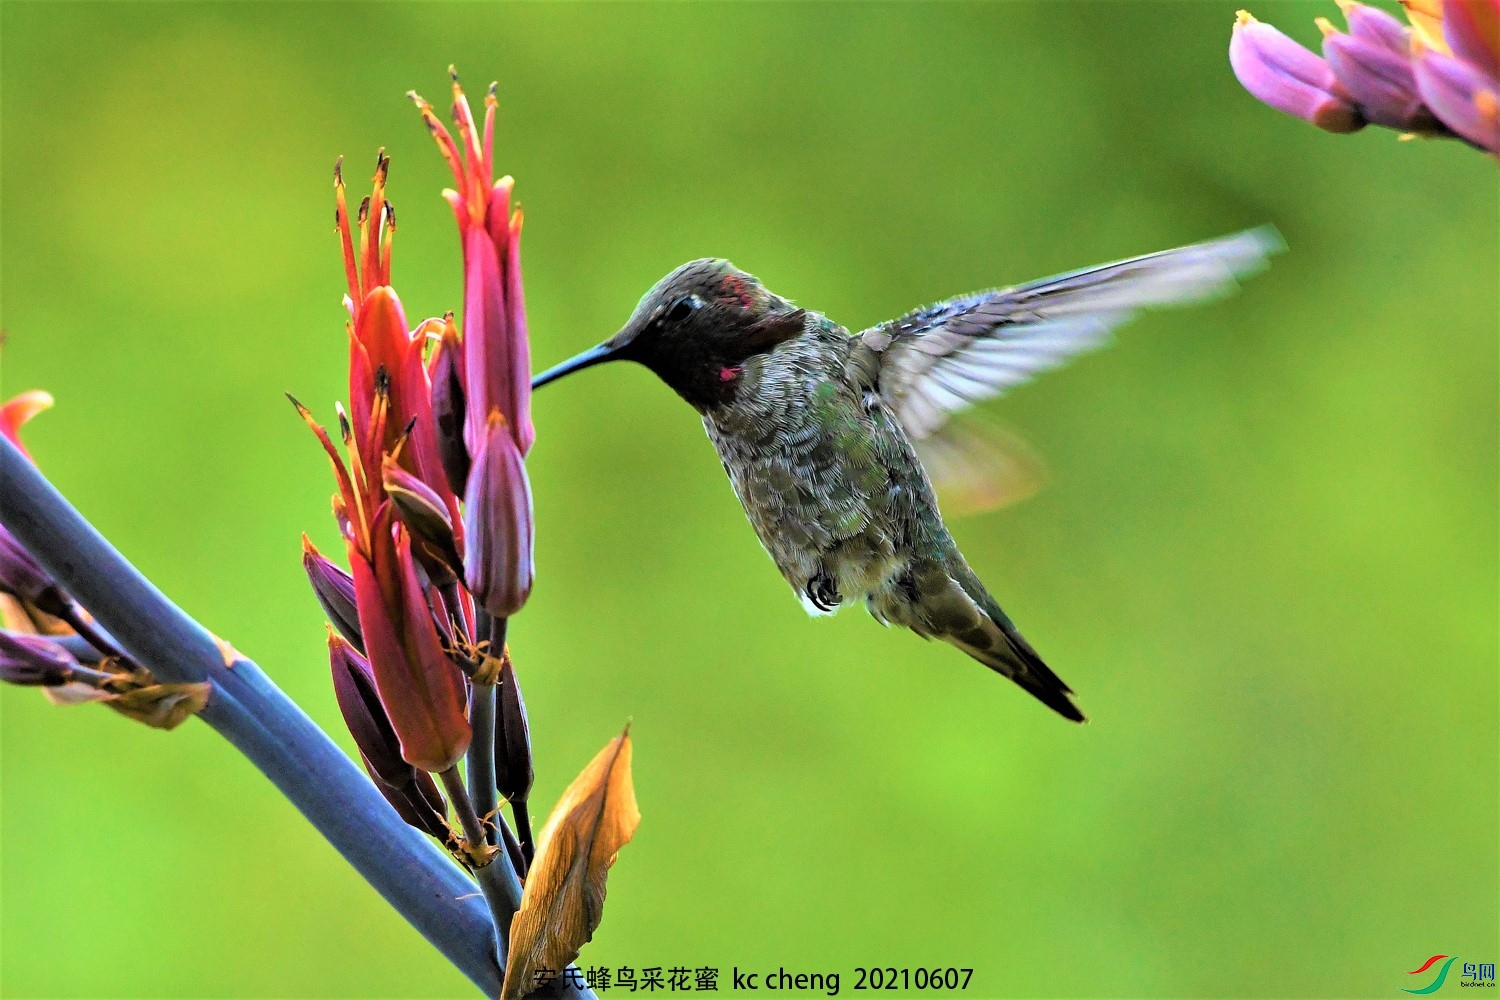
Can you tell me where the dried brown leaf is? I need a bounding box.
[501,726,639,1000]
[107,681,212,730]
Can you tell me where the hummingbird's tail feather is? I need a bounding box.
[873,557,1086,722]
[948,624,1086,723]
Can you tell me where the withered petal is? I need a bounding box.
[501,727,639,1000]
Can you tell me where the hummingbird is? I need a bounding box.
[533,228,1282,721]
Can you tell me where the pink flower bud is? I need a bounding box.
[413,78,534,460]
[1320,15,1437,130]
[1231,11,1367,132]
[1414,39,1500,151]
[462,413,534,618]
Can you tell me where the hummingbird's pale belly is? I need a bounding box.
[701,337,920,616]
[710,436,908,615]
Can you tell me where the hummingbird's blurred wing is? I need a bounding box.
[909,415,1047,517]
[859,226,1283,442]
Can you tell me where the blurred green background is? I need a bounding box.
[1,2,1495,997]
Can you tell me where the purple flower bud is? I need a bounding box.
[303,535,363,653]
[462,412,534,618]
[1338,0,1411,51]
[0,630,78,686]
[0,527,63,614]
[1231,10,1366,133]
[1414,40,1500,152]
[494,653,533,804]
[367,763,450,842]
[1320,18,1437,130]
[428,317,471,497]
[328,631,450,840]
[381,456,463,585]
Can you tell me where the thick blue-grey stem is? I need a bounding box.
[0,437,592,1000]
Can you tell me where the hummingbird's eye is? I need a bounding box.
[662,294,701,326]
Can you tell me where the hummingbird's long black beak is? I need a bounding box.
[531,342,621,390]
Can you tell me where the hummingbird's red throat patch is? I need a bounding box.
[718,365,742,383]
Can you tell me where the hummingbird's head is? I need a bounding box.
[533,258,806,409]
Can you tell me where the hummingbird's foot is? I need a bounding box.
[805,573,842,614]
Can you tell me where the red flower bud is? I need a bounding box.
[334,156,461,521]
[348,506,471,772]
[1,391,52,460]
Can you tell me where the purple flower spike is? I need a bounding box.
[1320,17,1436,130]
[1414,40,1500,152]
[0,631,79,687]
[1231,10,1367,132]
[302,535,363,653]
[328,631,450,840]
[462,411,534,618]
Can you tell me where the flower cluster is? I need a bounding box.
[1230,0,1499,155]
[296,71,537,872]
[4,67,637,996]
